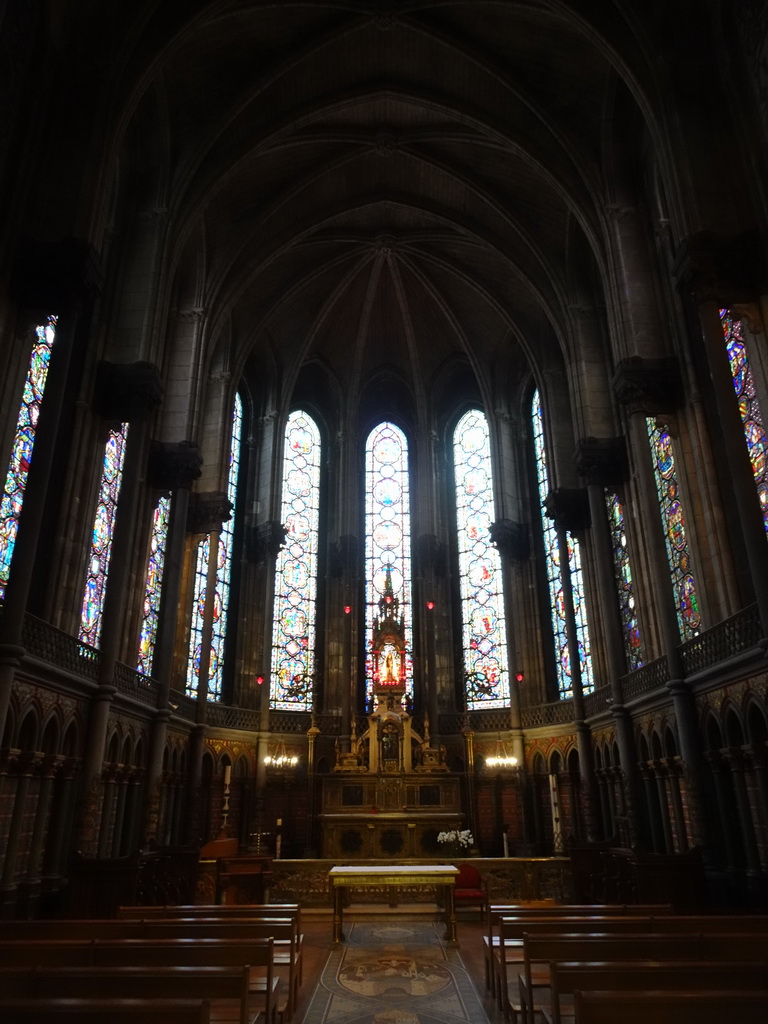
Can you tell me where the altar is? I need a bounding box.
[329,863,460,945]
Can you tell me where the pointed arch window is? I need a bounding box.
[532,389,594,697]
[0,316,57,599]
[454,409,510,710]
[270,410,321,711]
[605,491,643,670]
[720,308,768,533]
[136,493,171,676]
[79,422,130,647]
[646,418,701,640]
[186,393,242,700]
[365,422,413,704]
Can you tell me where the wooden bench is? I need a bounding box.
[484,903,671,999]
[543,959,768,1024]
[0,966,254,1024]
[514,932,768,1024]
[572,988,768,1024]
[0,998,211,1024]
[116,904,305,985]
[0,938,280,1024]
[10,916,299,1018]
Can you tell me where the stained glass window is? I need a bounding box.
[454,409,510,710]
[646,418,701,640]
[79,422,130,647]
[185,537,209,698]
[605,491,643,670]
[136,494,171,677]
[270,411,321,711]
[185,394,242,700]
[365,422,413,703]
[0,316,57,600]
[720,308,768,533]
[532,389,593,697]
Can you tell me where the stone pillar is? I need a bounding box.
[77,361,163,853]
[0,240,101,741]
[489,520,529,764]
[141,441,202,844]
[1,751,41,905]
[574,436,643,845]
[417,533,447,748]
[665,756,689,852]
[543,487,599,841]
[613,357,710,850]
[723,748,761,874]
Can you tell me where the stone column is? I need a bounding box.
[574,436,643,845]
[0,240,101,741]
[417,533,447,748]
[77,361,163,853]
[613,357,710,850]
[723,748,761,874]
[489,519,529,765]
[141,441,202,844]
[1,751,41,906]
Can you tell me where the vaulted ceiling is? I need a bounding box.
[50,2,717,416]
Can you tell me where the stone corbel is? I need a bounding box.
[187,491,233,535]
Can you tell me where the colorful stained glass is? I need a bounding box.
[605,491,643,669]
[720,308,768,533]
[532,390,594,697]
[454,410,510,710]
[185,537,209,697]
[0,316,57,599]
[646,418,701,639]
[136,494,171,676]
[270,410,321,711]
[365,422,413,702]
[78,422,130,647]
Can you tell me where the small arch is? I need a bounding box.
[531,751,547,774]
[61,721,79,758]
[550,749,563,774]
[746,700,768,749]
[16,708,40,751]
[663,726,679,758]
[567,748,580,773]
[724,707,745,748]
[133,738,145,767]
[40,714,61,755]
[594,746,603,769]
[638,733,651,762]
[235,755,249,777]
[106,731,120,764]
[201,751,215,780]
[650,730,663,760]
[705,712,724,752]
[121,734,133,766]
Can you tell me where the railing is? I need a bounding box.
[680,603,761,675]
[206,702,261,731]
[522,698,575,728]
[620,655,669,702]
[114,661,159,707]
[168,690,199,720]
[583,683,613,718]
[21,614,101,681]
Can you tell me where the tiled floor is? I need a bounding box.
[293,909,504,1024]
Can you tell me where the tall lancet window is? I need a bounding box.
[532,389,594,698]
[270,411,321,711]
[186,393,242,700]
[720,308,768,533]
[365,422,413,704]
[454,409,510,710]
[1,316,57,599]
[605,491,643,670]
[79,422,130,647]
[136,494,171,676]
[646,418,701,640]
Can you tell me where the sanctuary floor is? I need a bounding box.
[294,908,503,1024]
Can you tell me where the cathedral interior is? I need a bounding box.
[2,0,768,921]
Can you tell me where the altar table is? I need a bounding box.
[328,864,460,945]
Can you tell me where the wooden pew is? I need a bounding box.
[0,938,280,1024]
[0,999,211,1024]
[544,960,768,1024]
[483,903,671,999]
[514,932,768,1024]
[118,905,305,990]
[9,916,299,1017]
[0,966,252,1024]
[572,988,768,1024]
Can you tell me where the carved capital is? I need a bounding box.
[94,360,163,421]
[187,491,232,534]
[543,488,591,533]
[611,356,682,415]
[673,230,766,303]
[176,307,206,323]
[246,520,287,564]
[574,436,629,486]
[148,440,203,490]
[489,519,530,561]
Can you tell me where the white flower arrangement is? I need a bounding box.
[437,828,474,848]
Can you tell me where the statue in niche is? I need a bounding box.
[382,722,399,765]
